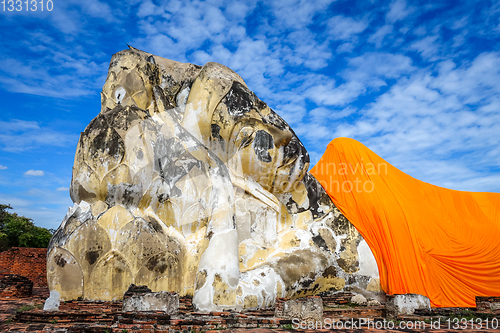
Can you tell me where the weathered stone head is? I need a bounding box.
[47,47,380,311]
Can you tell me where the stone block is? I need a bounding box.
[43,290,60,311]
[350,294,367,305]
[476,296,500,312]
[386,293,430,317]
[275,296,323,322]
[367,299,381,306]
[122,291,179,313]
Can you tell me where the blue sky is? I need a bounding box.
[1,0,499,229]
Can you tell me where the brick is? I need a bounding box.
[0,248,47,287]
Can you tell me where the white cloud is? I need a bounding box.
[137,0,162,18]
[56,187,69,192]
[24,170,45,176]
[322,52,500,192]
[2,0,500,196]
[386,0,414,23]
[337,43,355,53]
[0,120,76,152]
[408,35,441,61]
[327,15,369,41]
[80,0,116,21]
[305,80,365,107]
[431,52,500,102]
[281,30,332,70]
[0,195,33,208]
[223,1,253,21]
[0,165,7,170]
[368,24,393,48]
[450,17,469,30]
[303,53,415,109]
[345,53,415,87]
[0,54,106,98]
[0,120,40,132]
[269,0,334,30]
[413,26,427,36]
[0,194,72,229]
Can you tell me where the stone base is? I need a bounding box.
[122,291,179,313]
[386,294,430,317]
[275,296,323,322]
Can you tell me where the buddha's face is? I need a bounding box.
[210,81,310,194]
[234,119,309,194]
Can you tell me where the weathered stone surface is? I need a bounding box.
[367,299,381,306]
[123,284,152,298]
[350,294,367,306]
[386,294,430,317]
[43,290,60,311]
[275,296,323,322]
[47,47,379,311]
[122,291,179,313]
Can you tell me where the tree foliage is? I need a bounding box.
[0,204,53,251]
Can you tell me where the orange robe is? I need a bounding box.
[310,137,500,307]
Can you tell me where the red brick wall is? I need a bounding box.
[0,247,47,286]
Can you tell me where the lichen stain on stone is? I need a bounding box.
[277,280,283,297]
[304,275,346,295]
[54,253,67,267]
[145,253,178,274]
[85,250,100,265]
[367,278,382,292]
[195,270,207,291]
[318,228,337,253]
[312,234,329,251]
[212,273,236,306]
[241,247,275,271]
[243,295,258,309]
[252,130,274,163]
[271,250,328,291]
[223,81,253,117]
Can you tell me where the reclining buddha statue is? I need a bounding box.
[47,47,380,311]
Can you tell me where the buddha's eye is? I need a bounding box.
[237,128,256,150]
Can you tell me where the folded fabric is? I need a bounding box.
[310,137,500,307]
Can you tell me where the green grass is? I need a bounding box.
[214,326,227,330]
[15,303,44,313]
[16,305,35,312]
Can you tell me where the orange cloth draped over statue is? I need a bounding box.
[310,137,500,307]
